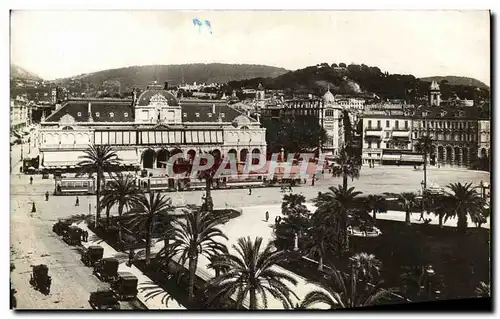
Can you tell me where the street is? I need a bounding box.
[10,156,145,310]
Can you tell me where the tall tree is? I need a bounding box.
[100,173,142,232]
[305,210,336,271]
[314,186,362,254]
[332,146,360,190]
[427,193,453,228]
[366,195,387,221]
[414,135,434,214]
[77,144,121,222]
[204,236,298,309]
[393,192,418,225]
[195,151,224,212]
[446,182,485,234]
[350,253,382,283]
[169,208,228,300]
[301,265,393,309]
[124,192,174,265]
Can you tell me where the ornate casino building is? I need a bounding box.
[37,83,267,171]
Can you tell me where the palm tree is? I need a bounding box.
[366,195,387,221]
[77,144,121,222]
[281,193,306,214]
[301,266,393,309]
[475,281,490,297]
[427,193,452,228]
[100,173,142,233]
[123,192,174,265]
[196,151,223,212]
[169,208,228,300]
[331,146,360,190]
[305,211,336,271]
[280,193,310,249]
[204,236,298,309]
[391,192,418,225]
[314,186,362,254]
[351,253,382,283]
[414,135,434,190]
[446,182,485,234]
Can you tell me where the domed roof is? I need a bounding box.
[136,86,179,106]
[323,89,335,104]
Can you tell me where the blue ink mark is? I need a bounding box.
[192,17,212,34]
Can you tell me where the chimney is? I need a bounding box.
[164,82,169,90]
[212,104,215,114]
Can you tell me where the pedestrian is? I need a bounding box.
[289,185,293,192]
[19,166,22,173]
[312,174,315,187]
[248,187,252,195]
[30,176,33,185]
[265,211,269,222]
[75,196,79,206]
[303,178,307,185]
[45,191,49,201]
[31,202,36,213]
[128,249,135,267]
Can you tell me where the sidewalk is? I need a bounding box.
[74,222,186,310]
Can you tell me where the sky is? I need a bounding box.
[10,10,490,84]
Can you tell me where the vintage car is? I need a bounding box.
[81,246,104,267]
[93,257,119,282]
[29,264,52,295]
[63,226,82,245]
[52,219,72,236]
[88,288,120,310]
[111,272,138,300]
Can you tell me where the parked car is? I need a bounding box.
[111,272,138,300]
[81,246,104,267]
[94,257,119,282]
[88,288,120,310]
[29,264,51,295]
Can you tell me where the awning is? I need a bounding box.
[382,154,401,161]
[401,154,424,162]
[43,151,85,167]
[116,149,138,165]
[392,131,410,138]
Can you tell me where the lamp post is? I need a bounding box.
[425,265,435,300]
[479,180,485,199]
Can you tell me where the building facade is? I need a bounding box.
[478,119,491,159]
[10,95,31,130]
[412,106,481,167]
[361,105,420,166]
[361,81,488,168]
[38,84,267,170]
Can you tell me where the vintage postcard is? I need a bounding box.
[9,10,491,310]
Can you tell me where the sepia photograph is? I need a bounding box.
[9,9,491,311]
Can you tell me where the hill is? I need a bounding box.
[420,76,489,90]
[51,64,288,94]
[227,63,490,101]
[10,64,42,81]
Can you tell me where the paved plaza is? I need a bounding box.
[10,139,490,309]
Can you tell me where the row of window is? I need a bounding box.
[366,141,411,150]
[367,120,409,129]
[76,111,128,118]
[420,120,474,129]
[182,112,226,118]
[414,131,477,142]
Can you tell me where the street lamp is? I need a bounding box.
[425,265,435,300]
[479,180,485,199]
